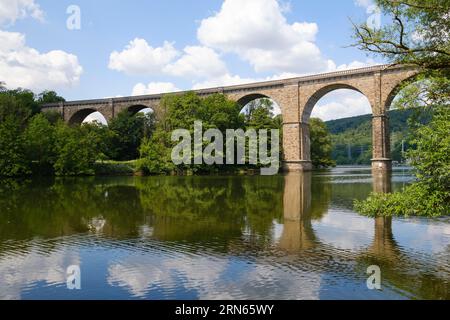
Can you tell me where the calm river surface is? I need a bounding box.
[0,167,448,300]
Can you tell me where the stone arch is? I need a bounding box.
[69,109,108,126]
[383,73,421,110]
[236,93,272,107]
[297,82,378,172]
[234,92,284,120]
[127,104,155,116]
[301,83,371,123]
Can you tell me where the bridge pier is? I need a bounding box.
[279,172,316,251]
[283,161,313,172]
[372,114,392,172]
[282,122,313,172]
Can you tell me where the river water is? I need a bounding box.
[0,167,448,300]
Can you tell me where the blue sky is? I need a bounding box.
[0,0,381,120]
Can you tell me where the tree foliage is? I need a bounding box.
[1,88,344,177]
[352,0,450,72]
[138,129,175,175]
[355,107,449,217]
[24,114,57,167]
[309,118,336,168]
[108,110,156,161]
[138,94,286,174]
[0,116,30,177]
[53,123,100,176]
[0,89,109,177]
[37,91,65,105]
[353,0,450,217]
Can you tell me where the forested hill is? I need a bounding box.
[326,109,416,135]
[324,109,429,165]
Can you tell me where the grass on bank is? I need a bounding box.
[94,160,138,176]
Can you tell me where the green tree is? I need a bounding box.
[243,98,272,123]
[243,98,282,171]
[0,116,30,177]
[109,110,156,161]
[3,89,40,115]
[42,111,64,125]
[138,129,175,175]
[202,94,245,132]
[353,0,449,72]
[355,107,449,217]
[81,122,118,161]
[0,91,32,126]
[156,92,246,173]
[139,93,286,175]
[53,123,99,176]
[309,118,336,168]
[352,0,450,217]
[244,98,275,129]
[37,91,65,105]
[163,92,204,131]
[0,94,32,177]
[24,114,57,167]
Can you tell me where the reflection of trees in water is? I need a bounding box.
[0,177,146,240]
[329,181,373,210]
[0,176,284,245]
[136,176,284,246]
[310,176,332,219]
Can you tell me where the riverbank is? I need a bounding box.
[8,162,413,178]
[94,160,138,176]
[93,161,271,177]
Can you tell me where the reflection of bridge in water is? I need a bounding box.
[279,171,397,254]
[278,170,448,299]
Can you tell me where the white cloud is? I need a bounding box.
[311,89,372,121]
[335,59,377,71]
[314,211,374,250]
[83,112,108,125]
[354,0,373,8]
[132,82,180,95]
[0,30,83,91]
[164,46,227,79]
[197,0,333,74]
[107,241,321,299]
[0,243,79,300]
[108,38,179,75]
[190,59,375,90]
[110,40,228,81]
[0,0,44,26]
[192,73,257,90]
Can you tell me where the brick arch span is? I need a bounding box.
[301,83,372,123]
[68,108,108,126]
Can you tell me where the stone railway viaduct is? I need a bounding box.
[42,64,417,172]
